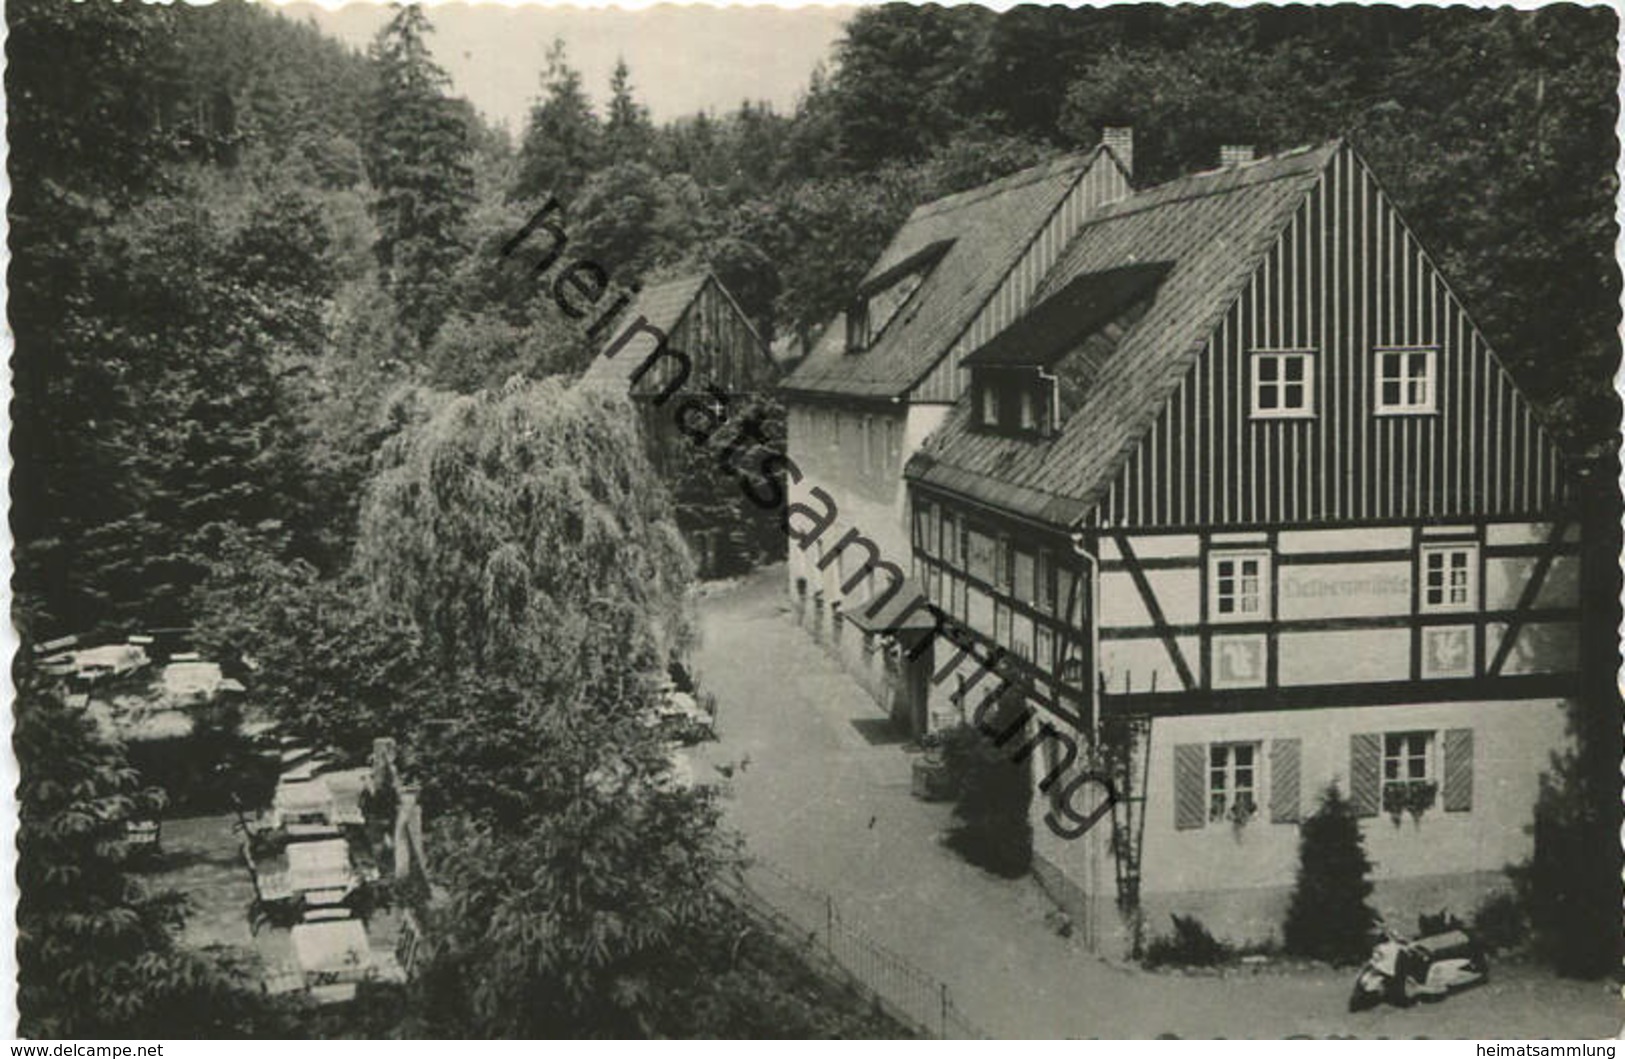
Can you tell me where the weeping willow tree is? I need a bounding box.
[353,379,712,1033]
[356,377,695,687]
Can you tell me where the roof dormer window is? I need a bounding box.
[974,367,1056,438]
[981,383,1000,426]
[846,301,872,353]
[846,238,953,355]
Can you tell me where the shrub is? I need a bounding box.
[1144,913,1229,968]
[1512,739,1624,977]
[1282,784,1377,965]
[1471,891,1528,954]
[939,696,1032,878]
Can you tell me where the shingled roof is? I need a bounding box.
[908,141,1342,527]
[781,149,1112,401]
[581,273,709,388]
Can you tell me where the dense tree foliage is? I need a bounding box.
[355,379,693,679]
[1513,468,1625,978]
[16,678,283,1036]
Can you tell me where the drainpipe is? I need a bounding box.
[1067,528,1101,748]
[1069,526,1103,947]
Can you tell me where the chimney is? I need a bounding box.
[1101,126,1134,178]
[1220,144,1256,168]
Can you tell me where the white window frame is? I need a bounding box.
[1210,549,1271,622]
[1375,347,1438,415]
[1250,350,1315,419]
[1041,370,1060,435]
[980,383,1000,427]
[1382,730,1438,803]
[1419,543,1477,613]
[1019,386,1038,431]
[1208,742,1261,823]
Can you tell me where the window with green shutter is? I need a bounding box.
[1269,738,1302,824]
[1174,743,1207,830]
[1349,733,1382,818]
[1442,728,1474,812]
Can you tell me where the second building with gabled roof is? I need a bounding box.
[778,141,1133,734]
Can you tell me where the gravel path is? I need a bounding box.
[688,564,1622,1039]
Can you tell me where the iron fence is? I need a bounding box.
[720,857,985,1039]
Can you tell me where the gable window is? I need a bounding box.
[1420,543,1477,612]
[1210,550,1271,621]
[1251,350,1314,418]
[1376,348,1437,414]
[1209,742,1260,823]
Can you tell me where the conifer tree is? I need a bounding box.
[364,4,475,349]
[512,38,600,203]
[602,56,654,164]
[1283,785,1377,964]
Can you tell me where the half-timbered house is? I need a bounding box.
[779,139,1133,734]
[904,140,1580,948]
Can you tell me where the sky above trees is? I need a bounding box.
[283,1,853,130]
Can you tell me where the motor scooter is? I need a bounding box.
[1348,915,1488,1011]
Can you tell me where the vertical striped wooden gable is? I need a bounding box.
[1090,144,1565,530]
[647,276,773,398]
[912,158,1132,404]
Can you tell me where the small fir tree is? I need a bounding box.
[940,690,1033,878]
[1283,784,1377,964]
